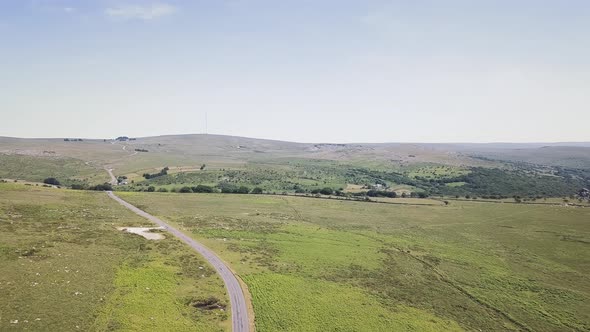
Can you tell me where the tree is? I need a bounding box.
[320,187,333,195]
[43,178,60,186]
[147,186,155,192]
[89,183,113,191]
[237,186,250,194]
[251,187,264,194]
[200,164,206,170]
[179,186,192,193]
[192,185,214,193]
[143,167,169,179]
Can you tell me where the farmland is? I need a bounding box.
[119,191,590,331]
[0,183,229,331]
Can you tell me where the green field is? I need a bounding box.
[0,184,229,331]
[118,192,590,331]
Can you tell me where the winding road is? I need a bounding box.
[106,191,251,332]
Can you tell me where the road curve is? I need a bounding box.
[105,168,117,185]
[106,191,250,332]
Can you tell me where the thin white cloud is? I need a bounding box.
[105,3,177,20]
[63,7,75,13]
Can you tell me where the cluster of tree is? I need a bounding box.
[310,187,336,195]
[143,167,169,179]
[192,185,215,193]
[70,183,113,191]
[63,138,83,141]
[345,165,588,198]
[436,167,589,198]
[43,177,61,186]
[366,190,397,198]
[135,149,148,152]
[219,183,254,194]
[163,184,264,194]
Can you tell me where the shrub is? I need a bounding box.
[192,185,214,193]
[320,187,334,195]
[251,187,264,194]
[147,186,155,192]
[157,188,168,192]
[179,186,192,193]
[236,186,250,194]
[143,167,169,179]
[43,178,60,186]
[88,183,113,191]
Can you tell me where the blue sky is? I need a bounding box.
[1,0,589,142]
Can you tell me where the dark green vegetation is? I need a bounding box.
[0,184,229,331]
[143,167,169,179]
[130,160,589,200]
[121,192,590,332]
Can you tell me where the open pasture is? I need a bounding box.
[119,192,590,331]
[0,184,229,331]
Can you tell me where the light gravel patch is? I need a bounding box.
[117,227,165,240]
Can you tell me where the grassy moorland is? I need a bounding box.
[119,192,590,332]
[0,184,229,331]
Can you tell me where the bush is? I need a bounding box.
[143,167,169,179]
[179,186,192,193]
[88,183,113,191]
[219,183,238,193]
[43,178,60,186]
[251,187,264,194]
[320,187,334,195]
[157,188,169,192]
[192,185,214,193]
[147,186,155,192]
[236,186,250,194]
[366,190,396,198]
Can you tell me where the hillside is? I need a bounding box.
[1,135,589,198]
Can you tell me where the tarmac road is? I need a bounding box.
[107,191,250,332]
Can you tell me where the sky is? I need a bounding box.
[1,0,589,143]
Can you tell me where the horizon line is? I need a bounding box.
[1,133,589,146]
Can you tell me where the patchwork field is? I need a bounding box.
[118,192,590,331]
[0,184,229,331]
